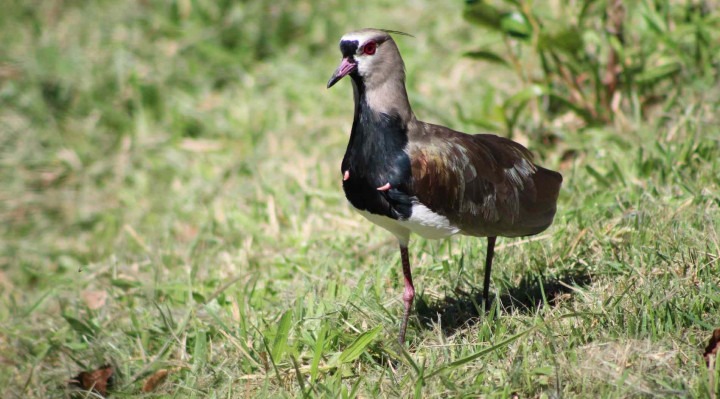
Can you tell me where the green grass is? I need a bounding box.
[1,0,719,397]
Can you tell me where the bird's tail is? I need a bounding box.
[518,166,563,236]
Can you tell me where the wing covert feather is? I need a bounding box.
[408,124,558,237]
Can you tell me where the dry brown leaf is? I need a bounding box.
[142,368,170,392]
[704,328,720,367]
[69,364,114,397]
[82,290,108,310]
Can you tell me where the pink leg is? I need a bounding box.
[399,245,414,344]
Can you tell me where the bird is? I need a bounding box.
[327,28,562,344]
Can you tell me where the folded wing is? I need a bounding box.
[408,124,562,238]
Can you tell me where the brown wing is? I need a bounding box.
[408,123,562,238]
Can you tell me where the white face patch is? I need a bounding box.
[339,33,379,77]
[356,56,373,77]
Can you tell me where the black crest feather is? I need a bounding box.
[378,29,415,38]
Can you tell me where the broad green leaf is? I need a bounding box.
[500,11,531,38]
[463,2,503,30]
[464,49,509,66]
[539,27,584,55]
[191,291,206,303]
[271,310,293,361]
[337,326,381,364]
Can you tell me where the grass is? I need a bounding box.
[1,0,719,397]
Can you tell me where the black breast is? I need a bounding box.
[341,104,413,220]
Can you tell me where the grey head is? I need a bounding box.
[326,29,407,91]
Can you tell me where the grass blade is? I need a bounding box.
[62,315,97,338]
[271,310,293,362]
[310,323,328,382]
[426,326,535,378]
[192,329,208,371]
[338,326,381,365]
[585,165,610,187]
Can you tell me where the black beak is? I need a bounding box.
[327,57,357,88]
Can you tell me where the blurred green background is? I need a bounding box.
[1,0,719,397]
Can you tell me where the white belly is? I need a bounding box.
[355,203,460,246]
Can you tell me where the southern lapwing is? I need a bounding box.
[327,29,562,343]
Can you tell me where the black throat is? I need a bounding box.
[341,77,413,220]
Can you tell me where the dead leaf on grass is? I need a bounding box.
[82,290,108,310]
[704,328,720,367]
[69,364,114,397]
[142,369,170,392]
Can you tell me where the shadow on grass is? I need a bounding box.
[415,270,592,335]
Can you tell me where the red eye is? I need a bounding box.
[363,41,377,55]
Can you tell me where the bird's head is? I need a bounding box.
[327,29,406,90]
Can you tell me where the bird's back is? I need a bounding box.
[408,122,562,238]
